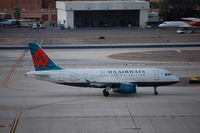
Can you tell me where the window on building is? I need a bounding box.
[42,14,48,21]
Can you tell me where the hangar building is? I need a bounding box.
[56,1,149,28]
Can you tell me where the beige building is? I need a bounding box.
[56,0,150,28]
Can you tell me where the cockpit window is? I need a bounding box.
[165,73,172,76]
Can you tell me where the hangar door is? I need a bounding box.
[74,10,139,28]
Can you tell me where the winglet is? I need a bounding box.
[28,42,62,71]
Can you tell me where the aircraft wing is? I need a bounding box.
[85,79,136,87]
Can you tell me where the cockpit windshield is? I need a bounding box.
[165,73,173,76]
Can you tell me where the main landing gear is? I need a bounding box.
[103,86,111,97]
[154,86,158,95]
[103,89,109,97]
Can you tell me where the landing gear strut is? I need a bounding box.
[154,86,158,95]
[103,89,109,97]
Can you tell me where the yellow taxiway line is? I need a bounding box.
[1,39,44,133]
[176,50,182,53]
[1,50,27,89]
[190,77,198,81]
[10,112,22,133]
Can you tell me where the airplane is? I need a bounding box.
[158,18,200,34]
[0,17,20,27]
[25,42,179,97]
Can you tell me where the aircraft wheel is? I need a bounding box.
[154,91,158,95]
[154,86,158,95]
[103,89,109,97]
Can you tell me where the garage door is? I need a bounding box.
[74,10,139,28]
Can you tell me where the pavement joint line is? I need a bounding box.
[24,98,98,111]
[18,114,200,120]
[126,104,140,133]
[0,106,17,111]
[8,78,28,83]
[160,97,200,103]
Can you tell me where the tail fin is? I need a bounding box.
[28,42,62,71]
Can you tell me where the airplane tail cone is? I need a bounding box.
[28,42,62,71]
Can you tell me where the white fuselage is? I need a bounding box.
[158,21,191,28]
[26,68,179,88]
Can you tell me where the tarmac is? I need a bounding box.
[0,27,200,45]
[0,27,200,133]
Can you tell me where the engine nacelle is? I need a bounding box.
[113,83,137,94]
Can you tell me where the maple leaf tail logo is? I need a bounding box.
[32,49,50,68]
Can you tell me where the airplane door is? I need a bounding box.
[59,71,64,81]
[154,70,159,80]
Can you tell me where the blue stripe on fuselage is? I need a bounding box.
[57,81,178,88]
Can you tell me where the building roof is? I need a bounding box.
[56,0,149,11]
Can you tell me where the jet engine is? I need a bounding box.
[113,83,137,94]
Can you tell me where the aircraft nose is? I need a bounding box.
[158,24,163,27]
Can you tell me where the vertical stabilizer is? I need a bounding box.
[29,42,62,71]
